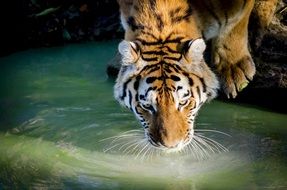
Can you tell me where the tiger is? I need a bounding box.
[113,0,277,152]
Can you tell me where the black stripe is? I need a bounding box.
[196,86,201,102]
[207,92,212,97]
[141,56,158,62]
[171,64,180,73]
[134,106,141,115]
[145,87,156,97]
[149,0,156,10]
[139,64,157,75]
[146,77,157,83]
[188,78,194,86]
[134,76,141,90]
[136,39,161,46]
[139,94,145,100]
[183,90,190,98]
[136,37,184,46]
[165,37,184,44]
[146,65,161,74]
[142,50,168,56]
[170,75,181,81]
[164,56,182,61]
[127,16,144,31]
[164,46,180,54]
[128,90,133,107]
[165,33,184,42]
[121,78,132,100]
[155,13,164,31]
[169,7,182,18]
[183,73,194,86]
[199,78,207,92]
[135,93,139,101]
[171,5,193,23]
[185,4,193,19]
[164,67,172,73]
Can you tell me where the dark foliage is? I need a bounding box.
[0,0,124,56]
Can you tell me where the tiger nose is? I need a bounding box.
[162,140,181,148]
[149,133,180,148]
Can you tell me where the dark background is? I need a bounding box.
[0,0,123,56]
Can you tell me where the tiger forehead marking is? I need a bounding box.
[138,64,192,109]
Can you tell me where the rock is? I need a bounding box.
[233,0,287,113]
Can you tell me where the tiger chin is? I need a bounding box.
[113,0,277,152]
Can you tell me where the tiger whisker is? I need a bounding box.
[199,136,222,156]
[103,142,123,153]
[99,129,143,142]
[194,129,231,137]
[122,140,144,154]
[145,144,154,160]
[193,136,217,154]
[126,139,146,155]
[118,139,141,151]
[105,133,142,144]
[188,141,198,160]
[103,131,144,153]
[198,135,229,152]
[140,145,149,161]
[193,138,210,159]
[148,146,156,159]
[195,133,229,152]
[136,141,150,159]
[149,146,157,158]
[191,138,205,159]
[139,142,151,161]
[186,142,195,159]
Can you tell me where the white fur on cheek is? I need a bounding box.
[174,77,191,110]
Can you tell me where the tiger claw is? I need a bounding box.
[238,81,249,92]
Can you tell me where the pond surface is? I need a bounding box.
[0,41,286,189]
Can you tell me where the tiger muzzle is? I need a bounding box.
[149,111,189,149]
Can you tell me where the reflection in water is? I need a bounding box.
[0,42,287,189]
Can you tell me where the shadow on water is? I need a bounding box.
[0,41,287,189]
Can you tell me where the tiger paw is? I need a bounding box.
[215,54,256,98]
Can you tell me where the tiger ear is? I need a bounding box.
[185,38,206,63]
[118,40,140,65]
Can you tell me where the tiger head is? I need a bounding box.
[114,38,219,152]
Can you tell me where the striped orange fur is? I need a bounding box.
[114,0,277,151]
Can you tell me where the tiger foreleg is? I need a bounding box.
[212,2,255,98]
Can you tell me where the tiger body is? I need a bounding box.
[115,0,277,151]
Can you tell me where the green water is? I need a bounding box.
[0,41,286,189]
